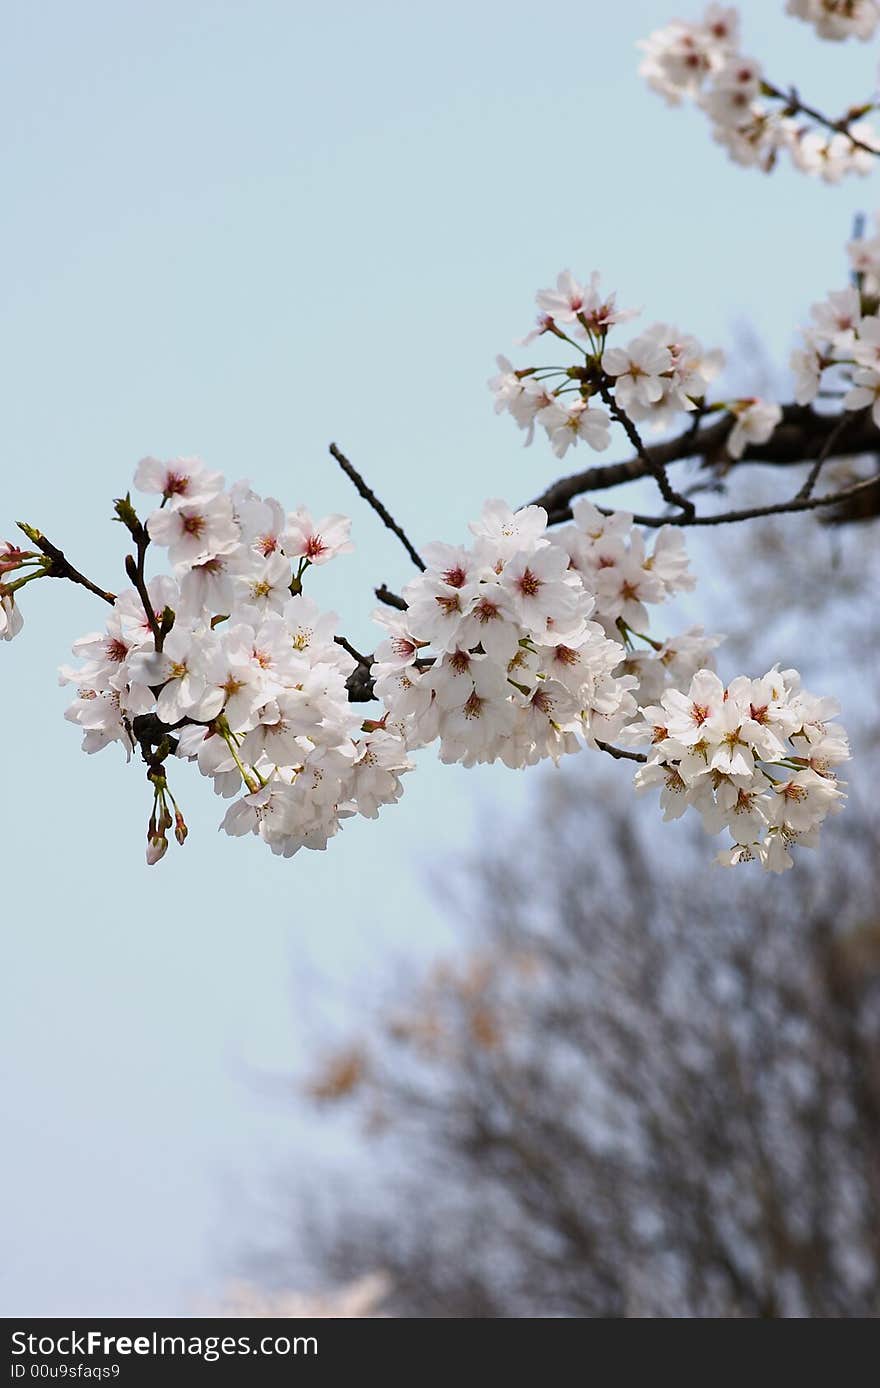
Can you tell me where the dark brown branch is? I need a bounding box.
[334,634,372,666]
[345,662,376,704]
[329,443,425,571]
[762,82,879,158]
[533,413,733,518]
[16,523,117,606]
[597,380,695,518]
[375,584,408,611]
[337,634,377,704]
[595,740,647,764]
[123,530,164,651]
[535,404,880,524]
[795,409,857,501]
[595,471,880,529]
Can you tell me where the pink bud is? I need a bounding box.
[146,833,168,866]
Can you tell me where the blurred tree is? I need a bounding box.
[249,513,879,1319]
[292,774,880,1317]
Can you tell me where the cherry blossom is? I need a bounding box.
[625,666,849,872]
[726,398,783,459]
[1,225,859,879]
[282,507,354,566]
[493,274,732,452]
[134,455,225,508]
[0,592,23,642]
[786,0,880,42]
[641,6,880,180]
[50,466,411,864]
[372,499,638,769]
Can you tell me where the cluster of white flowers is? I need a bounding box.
[624,666,850,872]
[4,459,851,872]
[373,497,721,770]
[640,4,880,179]
[601,323,726,433]
[373,499,638,768]
[3,254,854,878]
[372,496,849,871]
[59,457,411,863]
[551,500,722,707]
[490,268,779,455]
[790,278,880,424]
[787,0,880,42]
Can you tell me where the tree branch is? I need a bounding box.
[329,443,426,571]
[595,740,647,764]
[762,81,879,159]
[533,404,880,524]
[375,584,408,611]
[16,523,117,606]
[795,408,856,502]
[597,380,695,518]
[594,471,880,529]
[120,517,164,651]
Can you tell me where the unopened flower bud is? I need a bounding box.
[146,833,168,866]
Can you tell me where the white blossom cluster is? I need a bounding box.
[2,466,851,872]
[639,5,880,179]
[490,268,780,457]
[59,457,412,863]
[551,500,722,708]
[790,278,880,424]
[786,0,880,42]
[623,666,850,872]
[374,498,716,770]
[373,500,637,768]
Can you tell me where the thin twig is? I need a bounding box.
[329,443,426,571]
[595,741,647,764]
[375,584,408,611]
[16,523,117,606]
[596,380,696,518]
[592,471,880,529]
[533,403,880,523]
[795,408,857,501]
[763,82,879,158]
[334,634,372,665]
[124,528,164,650]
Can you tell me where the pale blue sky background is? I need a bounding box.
[1,1,876,1315]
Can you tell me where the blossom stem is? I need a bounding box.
[2,567,48,595]
[217,720,263,793]
[119,504,164,652]
[761,81,880,159]
[15,522,117,606]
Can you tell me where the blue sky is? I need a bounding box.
[1,0,877,1315]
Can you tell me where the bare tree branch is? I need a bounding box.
[594,471,880,530]
[532,404,880,523]
[762,81,879,158]
[795,409,858,502]
[329,443,426,571]
[375,583,407,611]
[596,380,695,519]
[16,523,117,607]
[595,740,647,764]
